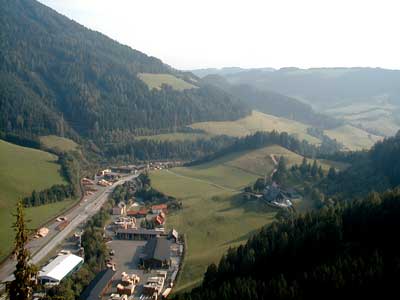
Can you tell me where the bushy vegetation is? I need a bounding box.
[176,189,400,300]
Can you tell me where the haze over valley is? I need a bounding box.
[1,1,400,300]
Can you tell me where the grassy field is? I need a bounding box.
[151,170,277,292]
[0,139,70,259]
[135,132,209,142]
[325,125,383,151]
[39,135,78,152]
[324,101,398,137]
[190,110,383,151]
[138,73,197,91]
[190,111,322,144]
[149,144,345,292]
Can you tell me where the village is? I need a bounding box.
[29,161,184,300]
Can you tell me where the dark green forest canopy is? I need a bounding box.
[319,132,400,198]
[0,0,248,141]
[176,189,400,300]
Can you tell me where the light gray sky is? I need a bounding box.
[39,0,400,70]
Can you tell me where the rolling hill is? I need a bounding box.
[201,74,341,129]
[0,0,248,142]
[190,110,382,150]
[198,67,400,137]
[0,140,73,259]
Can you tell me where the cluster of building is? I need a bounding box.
[263,182,293,208]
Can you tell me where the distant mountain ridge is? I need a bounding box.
[193,67,400,136]
[0,0,248,141]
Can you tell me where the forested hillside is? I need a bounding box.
[176,189,400,300]
[319,132,400,198]
[201,75,341,129]
[0,0,248,141]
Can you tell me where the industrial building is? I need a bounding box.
[115,228,164,240]
[142,237,171,269]
[80,268,116,300]
[38,254,84,285]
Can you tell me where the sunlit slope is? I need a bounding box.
[190,111,320,144]
[0,140,69,258]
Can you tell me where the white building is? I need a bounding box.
[38,254,84,285]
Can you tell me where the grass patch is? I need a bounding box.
[190,111,321,144]
[39,135,78,152]
[0,139,69,259]
[325,125,383,151]
[138,73,197,91]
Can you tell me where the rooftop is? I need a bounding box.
[145,237,171,262]
[151,204,167,210]
[80,268,116,300]
[39,254,83,282]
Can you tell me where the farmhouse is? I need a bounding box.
[127,208,148,218]
[154,213,165,226]
[142,237,171,269]
[38,254,84,285]
[116,228,164,240]
[112,203,126,215]
[151,204,168,214]
[263,182,293,208]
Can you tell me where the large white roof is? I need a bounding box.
[39,254,83,282]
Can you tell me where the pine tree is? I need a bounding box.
[311,160,318,177]
[328,167,337,180]
[7,201,37,300]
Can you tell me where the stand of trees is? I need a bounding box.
[103,135,236,162]
[175,189,400,300]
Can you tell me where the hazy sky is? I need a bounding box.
[39,0,400,70]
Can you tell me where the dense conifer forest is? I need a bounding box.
[175,188,400,300]
[0,0,248,142]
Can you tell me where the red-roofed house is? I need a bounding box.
[154,214,165,226]
[127,209,148,218]
[151,204,168,214]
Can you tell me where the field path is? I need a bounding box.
[165,170,239,192]
[270,154,278,179]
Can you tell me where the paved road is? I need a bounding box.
[0,174,138,284]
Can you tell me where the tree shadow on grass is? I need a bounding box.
[221,228,263,246]
[215,193,278,214]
